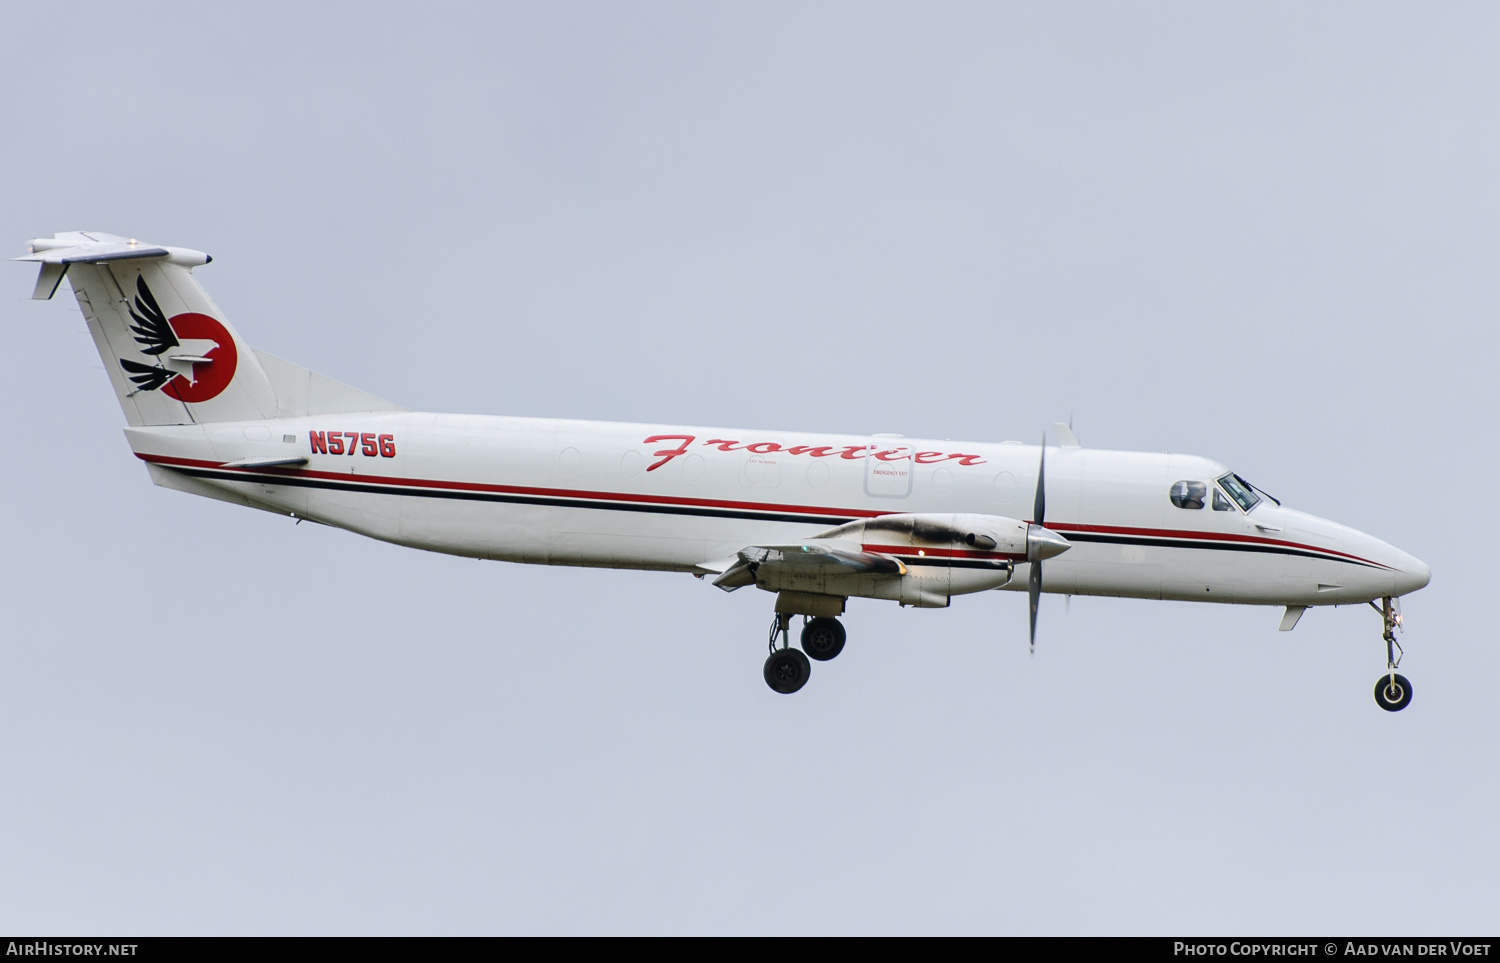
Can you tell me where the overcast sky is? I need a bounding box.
[2,2,1496,934]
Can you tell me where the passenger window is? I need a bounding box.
[1213,489,1235,511]
[1170,480,1207,510]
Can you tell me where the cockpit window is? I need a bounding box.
[1213,489,1234,511]
[1217,473,1261,512]
[1169,480,1207,510]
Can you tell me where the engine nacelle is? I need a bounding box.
[801,512,1027,605]
[715,513,1040,608]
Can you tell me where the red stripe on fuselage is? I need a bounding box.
[1043,521,1389,569]
[134,453,887,521]
[134,453,1388,569]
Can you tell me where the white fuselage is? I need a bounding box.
[124,413,1431,608]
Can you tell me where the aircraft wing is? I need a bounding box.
[712,541,906,592]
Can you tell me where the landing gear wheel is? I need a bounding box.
[800,617,846,662]
[1374,673,1413,712]
[764,648,811,694]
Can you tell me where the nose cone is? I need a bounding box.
[1276,507,1430,601]
[1392,549,1431,597]
[1027,524,1071,562]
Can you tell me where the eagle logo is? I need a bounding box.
[119,275,237,404]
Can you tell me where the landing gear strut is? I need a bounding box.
[763,613,810,694]
[1371,596,1412,712]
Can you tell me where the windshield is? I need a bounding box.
[1217,473,1261,512]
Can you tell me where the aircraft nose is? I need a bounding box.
[1392,551,1431,596]
[1282,508,1430,600]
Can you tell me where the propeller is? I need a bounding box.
[1026,432,1072,653]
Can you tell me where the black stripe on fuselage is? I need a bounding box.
[169,466,858,526]
[1056,529,1385,570]
[174,465,1379,568]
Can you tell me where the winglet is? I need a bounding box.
[1054,422,1081,449]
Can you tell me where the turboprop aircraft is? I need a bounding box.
[17,232,1432,708]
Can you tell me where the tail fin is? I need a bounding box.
[18,231,401,424]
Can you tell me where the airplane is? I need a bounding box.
[17,231,1432,708]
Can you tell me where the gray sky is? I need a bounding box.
[2,2,1496,934]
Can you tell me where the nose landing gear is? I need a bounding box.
[1371,596,1412,712]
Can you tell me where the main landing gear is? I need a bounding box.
[801,617,847,661]
[762,614,847,694]
[1371,596,1413,712]
[764,613,810,694]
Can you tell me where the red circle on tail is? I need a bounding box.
[160,313,237,403]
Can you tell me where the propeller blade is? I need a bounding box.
[1028,435,1047,653]
[1033,433,1047,527]
[1024,524,1070,653]
[1028,553,1041,654]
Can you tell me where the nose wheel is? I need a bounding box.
[1371,596,1412,712]
[1374,672,1413,712]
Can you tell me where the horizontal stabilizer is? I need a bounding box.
[17,232,210,299]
